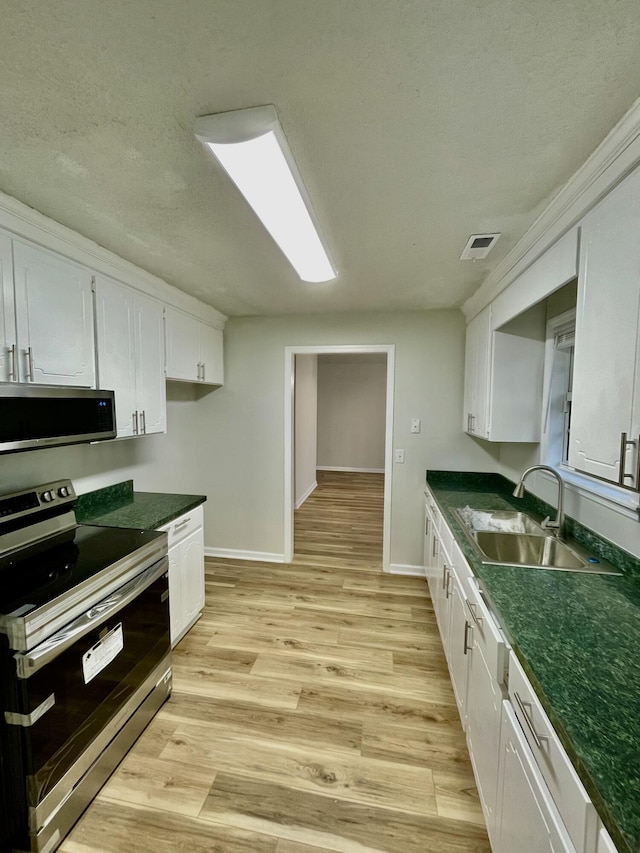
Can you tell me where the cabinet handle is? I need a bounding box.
[133,411,139,435]
[445,569,453,598]
[636,435,640,492]
[513,692,549,750]
[425,515,430,536]
[141,410,146,434]
[432,536,439,558]
[26,346,34,382]
[174,517,191,530]
[463,620,473,655]
[8,345,16,381]
[442,563,449,590]
[465,598,483,626]
[197,362,203,381]
[467,413,471,432]
[201,362,206,381]
[618,432,636,485]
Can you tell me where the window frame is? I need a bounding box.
[541,309,640,519]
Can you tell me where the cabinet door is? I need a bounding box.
[94,275,137,437]
[463,306,491,438]
[495,701,577,853]
[134,293,166,435]
[165,306,199,381]
[0,233,16,382]
[12,240,95,386]
[181,527,205,628]
[167,545,183,647]
[466,615,503,839]
[569,166,640,486]
[198,322,224,385]
[447,565,470,729]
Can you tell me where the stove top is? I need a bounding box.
[0,524,164,617]
[0,479,168,652]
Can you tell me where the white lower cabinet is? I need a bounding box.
[445,557,471,729]
[495,700,578,853]
[422,490,610,853]
[158,506,205,646]
[464,576,506,842]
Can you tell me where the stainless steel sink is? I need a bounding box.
[473,531,588,570]
[455,508,622,574]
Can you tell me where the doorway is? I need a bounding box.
[283,344,395,571]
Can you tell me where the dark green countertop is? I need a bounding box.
[426,471,640,853]
[76,480,206,530]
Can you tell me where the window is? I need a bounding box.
[542,308,640,514]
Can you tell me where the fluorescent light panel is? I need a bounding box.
[195,107,336,283]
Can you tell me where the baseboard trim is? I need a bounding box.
[204,547,286,563]
[316,466,385,474]
[388,563,425,577]
[295,480,317,509]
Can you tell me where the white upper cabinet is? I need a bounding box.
[10,239,95,386]
[165,306,224,386]
[463,305,491,438]
[0,232,16,382]
[569,165,640,488]
[94,274,166,437]
[463,301,547,443]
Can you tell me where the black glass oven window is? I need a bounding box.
[0,396,115,441]
[9,570,170,805]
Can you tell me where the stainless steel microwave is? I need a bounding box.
[0,386,116,453]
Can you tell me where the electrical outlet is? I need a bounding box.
[410,418,421,434]
[394,449,405,463]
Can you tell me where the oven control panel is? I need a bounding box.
[0,480,77,524]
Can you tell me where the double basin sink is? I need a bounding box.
[454,508,621,574]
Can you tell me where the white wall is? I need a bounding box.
[198,310,499,568]
[0,383,203,499]
[294,354,318,507]
[317,354,387,471]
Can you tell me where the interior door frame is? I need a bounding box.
[284,344,395,571]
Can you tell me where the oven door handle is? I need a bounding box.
[14,557,168,679]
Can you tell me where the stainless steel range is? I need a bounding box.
[0,480,171,853]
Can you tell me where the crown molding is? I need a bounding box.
[0,189,227,329]
[463,96,640,319]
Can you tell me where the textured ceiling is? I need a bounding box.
[1,1,639,317]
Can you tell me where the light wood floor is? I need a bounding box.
[60,471,490,853]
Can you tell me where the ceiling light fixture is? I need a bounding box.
[195,105,337,283]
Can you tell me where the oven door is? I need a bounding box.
[3,556,170,843]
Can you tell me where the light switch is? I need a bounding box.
[394,449,405,463]
[410,418,421,434]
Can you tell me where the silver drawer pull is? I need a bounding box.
[174,517,191,530]
[26,346,35,382]
[465,598,483,626]
[513,691,549,750]
[463,621,473,655]
[8,344,16,381]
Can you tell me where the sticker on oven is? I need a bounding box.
[82,623,124,684]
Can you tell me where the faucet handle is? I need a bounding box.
[541,516,559,534]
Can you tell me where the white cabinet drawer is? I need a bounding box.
[158,504,203,548]
[463,576,507,686]
[508,651,598,853]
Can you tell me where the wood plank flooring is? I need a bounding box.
[60,470,490,853]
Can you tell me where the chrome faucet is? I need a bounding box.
[512,465,565,539]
